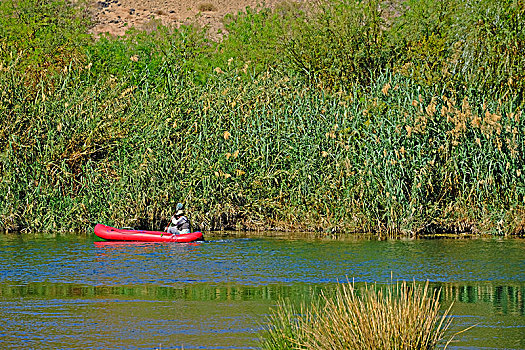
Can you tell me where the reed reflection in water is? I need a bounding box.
[1,281,523,349]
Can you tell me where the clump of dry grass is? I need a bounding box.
[198,3,216,12]
[261,280,453,350]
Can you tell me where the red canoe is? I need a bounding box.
[94,224,204,242]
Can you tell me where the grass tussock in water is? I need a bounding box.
[0,0,524,235]
[260,281,453,350]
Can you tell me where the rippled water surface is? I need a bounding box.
[1,234,524,349]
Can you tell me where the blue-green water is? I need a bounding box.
[0,234,524,349]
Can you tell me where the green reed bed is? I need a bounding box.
[0,0,524,235]
[260,280,453,350]
[1,63,523,234]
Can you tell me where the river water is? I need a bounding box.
[0,234,523,349]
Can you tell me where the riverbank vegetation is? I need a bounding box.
[1,0,524,236]
[260,280,454,349]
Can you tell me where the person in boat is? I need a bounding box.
[165,209,191,235]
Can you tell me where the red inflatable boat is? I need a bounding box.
[94,224,204,242]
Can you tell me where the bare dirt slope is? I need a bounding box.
[90,0,284,38]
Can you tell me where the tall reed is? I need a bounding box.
[1,62,523,234]
[260,280,453,350]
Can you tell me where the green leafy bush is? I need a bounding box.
[449,0,525,95]
[86,23,215,86]
[391,0,525,98]
[0,0,91,82]
[279,0,392,90]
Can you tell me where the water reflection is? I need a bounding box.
[1,281,523,315]
[0,235,523,349]
[0,282,323,301]
[441,283,524,316]
[1,281,523,349]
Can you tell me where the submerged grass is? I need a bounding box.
[260,280,453,350]
[0,0,524,235]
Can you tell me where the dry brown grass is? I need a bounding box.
[261,280,453,349]
[198,2,217,12]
